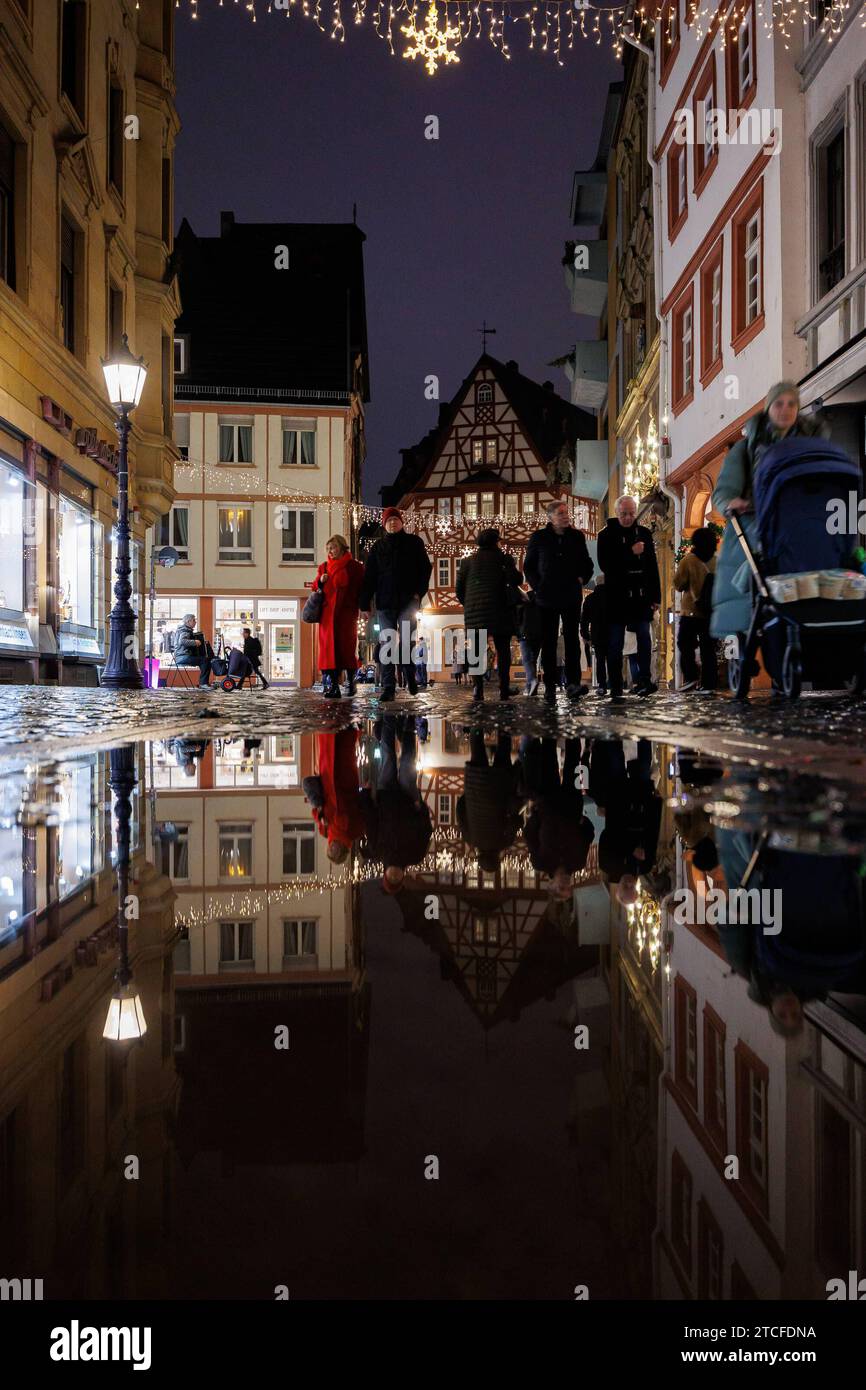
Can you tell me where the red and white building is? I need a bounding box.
[653,2,815,530]
[381,354,598,678]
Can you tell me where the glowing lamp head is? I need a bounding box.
[103,980,147,1042]
[101,333,148,412]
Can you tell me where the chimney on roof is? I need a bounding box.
[220,211,235,237]
[505,360,518,372]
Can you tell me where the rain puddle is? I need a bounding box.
[0,717,863,1300]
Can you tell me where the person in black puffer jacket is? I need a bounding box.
[596,496,661,701]
[579,577,610,693]
[523,498,594,704]
[456,528,522,702]
[359,508,432,700]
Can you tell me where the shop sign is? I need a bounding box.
[0,622,35,650]
[59,634,102,656]
[258,601,298,620]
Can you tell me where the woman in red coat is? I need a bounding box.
[310,728,365,862]
[314,535,365,697]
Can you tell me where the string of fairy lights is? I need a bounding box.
[174,457,591,543]
[176,0,862,74]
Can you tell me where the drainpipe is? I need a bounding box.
[622,27,683,685]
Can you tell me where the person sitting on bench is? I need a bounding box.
[173,614,216,688]
[242,627,269,688]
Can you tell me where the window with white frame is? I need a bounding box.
[281,507,315,563]
[282,821,316,876]
[282,420,316,467]
[173,413,190,461]
[504,493,518,519]
[480,491,494,516]
[157,505,190,560]
[472,439,483,466]
[464,494,478,521]
[219,920,254,968]
[283,918,317,964]
[452,495,462,521]
[158,825,189,881]
[218,823,253,881]
[744,212,761,324]
[682,305,693,397]
[737,14,753,97]
[438,793,452,825]
[173,335,189,375]
[218,416,253,464]
[437,558,451,588]
[746,1069,767,1188]
[485,439,497,465]
[711,265,722,361]
[437,497,450,518]
[522,492,535,518]
[477,382,493,403]
[218,506,252,562]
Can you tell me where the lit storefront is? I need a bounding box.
[0,454,37,676]
[58,488,104,666]
[149,595,300,685]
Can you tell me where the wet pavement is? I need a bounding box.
[2,682,866,785]
[0,708,864,1301]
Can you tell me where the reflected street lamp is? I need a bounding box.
[103,745,147,1043]
[101,334,147,689]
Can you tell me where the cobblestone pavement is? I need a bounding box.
[1,682,866,781]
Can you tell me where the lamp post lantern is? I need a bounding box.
[101,333,147,689]
[103,744,147,1043]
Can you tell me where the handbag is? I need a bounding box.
[302,568,327,624]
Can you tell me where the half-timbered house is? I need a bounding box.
[381,355,598,679]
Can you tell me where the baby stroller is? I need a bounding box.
[727,437,866,701]
[217,644,256,692]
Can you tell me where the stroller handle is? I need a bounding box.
[727,511,770,599]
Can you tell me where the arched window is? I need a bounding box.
[476,383,493,404]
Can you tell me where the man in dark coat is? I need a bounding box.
[455,528,522,701]
[242,627,269,688]
[597,496,661,702]
[359,507,432,701]
[595,738,662,902]
[523,499,594,704]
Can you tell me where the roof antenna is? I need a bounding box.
[477,320,497,354]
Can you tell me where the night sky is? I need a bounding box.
[173,7,621,502]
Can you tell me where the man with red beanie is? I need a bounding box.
[360,507,432,701]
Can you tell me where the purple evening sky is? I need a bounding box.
[173,5,621,502]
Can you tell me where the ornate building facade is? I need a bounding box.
[0,0,179,683]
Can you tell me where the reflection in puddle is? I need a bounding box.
[0,719,863,1300]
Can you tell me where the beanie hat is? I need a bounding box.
[765,380,800,411]
[382,507,403,525]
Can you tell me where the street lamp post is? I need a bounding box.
[101,334,147,689]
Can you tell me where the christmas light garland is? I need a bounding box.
[178,1,863,72]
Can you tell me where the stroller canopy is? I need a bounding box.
[752,437,861,574]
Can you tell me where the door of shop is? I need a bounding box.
[265,619,298,684]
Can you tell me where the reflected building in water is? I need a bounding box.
[0,727,864,1300]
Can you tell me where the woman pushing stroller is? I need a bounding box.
[710,381,829,687]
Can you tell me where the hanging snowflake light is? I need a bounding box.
[401,1,462,74]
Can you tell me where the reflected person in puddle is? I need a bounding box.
[305,728,365,865]
[520,736,595,900]
[593,738,662,905]
[714,825,866,1037]
[456,731,524,874]
[360,715,433,892]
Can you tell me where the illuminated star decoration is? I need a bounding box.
[401,1,462,76]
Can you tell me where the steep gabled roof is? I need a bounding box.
[382,353,595,504]
[173,213,369,404]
